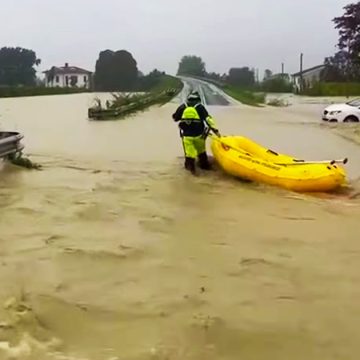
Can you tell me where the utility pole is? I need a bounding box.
[300,53,304,93]
[281,62,284,75]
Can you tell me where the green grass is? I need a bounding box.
[302,82,360,97]
[0,86,90,98]
[149,75,183,94]
[222,85,265,107]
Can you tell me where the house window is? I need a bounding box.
[84,76,87,82]
[65,76,69,86]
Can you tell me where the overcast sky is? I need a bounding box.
[1,0,350,77]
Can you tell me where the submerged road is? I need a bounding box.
[174,76,239,106]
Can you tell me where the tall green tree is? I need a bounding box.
[227,67,255,88]
[136,68,165,91]
[177,55,206,77]
[261,76,293,93]
[94,50,138,91]
[322,51,347,81]
[0,47,41,86]
[263,69,273,80]
[323,2,360,81]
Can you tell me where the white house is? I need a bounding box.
[43,63,92,89]
[292,65,326,92]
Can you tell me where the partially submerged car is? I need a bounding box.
[0,131,24,160]
[322,98,360,122]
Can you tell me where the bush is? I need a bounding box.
[302,82,360,96]
[266,98,290,107]
[261,77,293,93]
[223,85,265,106]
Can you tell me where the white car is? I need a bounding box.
[322,98,360,122]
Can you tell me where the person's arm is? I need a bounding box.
[197,105,220,135]
[172,104,185,122]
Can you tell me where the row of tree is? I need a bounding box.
[0,47,166,91]
[177,2,360,90]
[94,50,169,91]
[6,0,356,92]
[0,45,287,91]
[0,47,41,86]
[177,55,257,86]
[177,55,292,91]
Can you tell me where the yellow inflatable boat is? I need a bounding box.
[210,135,348,193]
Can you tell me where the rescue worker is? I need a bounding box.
[172,91,221,174]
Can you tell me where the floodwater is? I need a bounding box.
[0,93,360,360]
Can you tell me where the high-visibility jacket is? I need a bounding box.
[172,102,217,137]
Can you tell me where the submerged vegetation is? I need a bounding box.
[88,75,183,120]
[266,97,290,107]
[7,153,42,170]
[301,82,360,97]
[221,85,265,107]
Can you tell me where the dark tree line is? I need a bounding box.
[94,50,138,91]
[177,55,206,77]
[176,55,256,87]
[176,54,293,91]
[93,50,169,91]
[0,47,41,86]
[0,45,167,91]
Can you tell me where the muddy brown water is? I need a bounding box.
[0,94,360,360]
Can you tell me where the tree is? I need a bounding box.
[0,47,41,86]
[227,67,255,88]
[322,51,348,81]
[94,49,138,91]
[324,2,360,81]
[206,72,220,79]
[334,2,360,60]
[261,76,293,93]
[136,68,164,91]
[177,55,206,77]
[264,69,273,80]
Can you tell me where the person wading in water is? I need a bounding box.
[172,91,220,175]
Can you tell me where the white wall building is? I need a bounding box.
[43,63,92,89]
[292,65,326,92]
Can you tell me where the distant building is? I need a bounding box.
[43,63,92,89]
[292,65,326,92]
